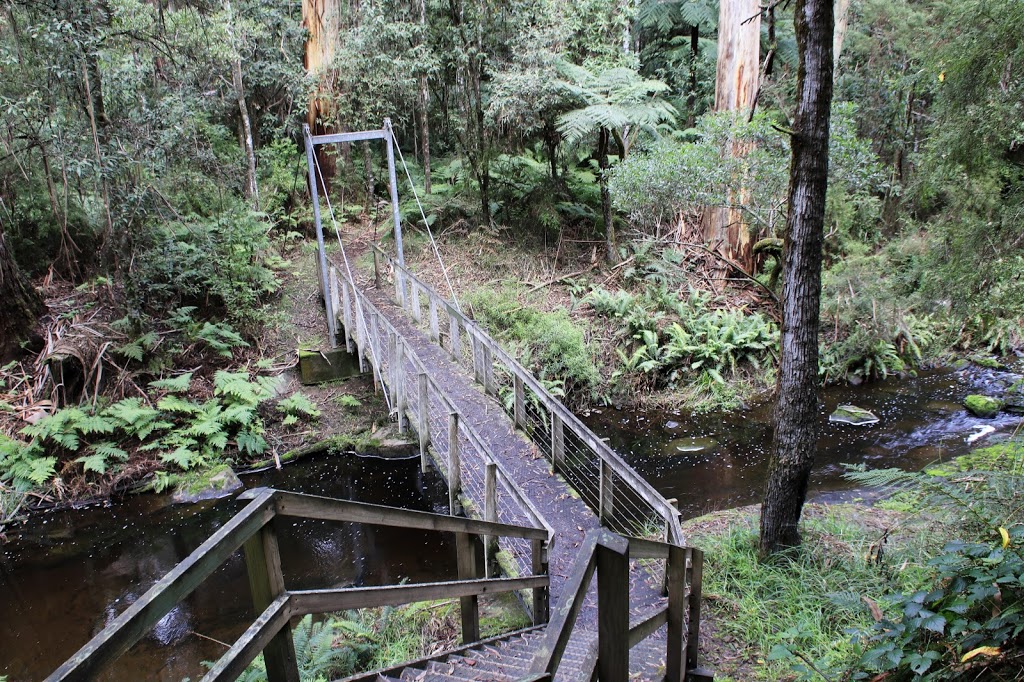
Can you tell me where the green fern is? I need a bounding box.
[148,372,194,393]
[277,393,321,420]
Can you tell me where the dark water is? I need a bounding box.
[0,455,455,682]
[586,363,1024,520]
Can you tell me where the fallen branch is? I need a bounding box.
[679,242,779,304]
[528,264,597,293]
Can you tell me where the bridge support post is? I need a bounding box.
[243,524,299,682]
[600,460,616,524]
[303,125,336,346]
[597,535,630,682]
[455,532,481,644]
[513,375,525,428]
[418,373,430,472]
[448,410,461,515]
[531,538,550,625]
[550,413,564,473]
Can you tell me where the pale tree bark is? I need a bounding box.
[706,0,761,274]
[418,0,431,194]
[303,0,341,190]
[0,228,42,361]
[759,0,834,555]
[833,0,851,70]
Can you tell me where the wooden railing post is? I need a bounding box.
[373,249,381,289]
[354,298,367,373]
[687,548,705,674]
[550,413,564,473]
[429,299,440,343]
[597,536,629,682]
[513,375,525,428]
[418,373,430,473]
[370,313,381,393]
[396,342,408,434]
[482,343,494,395]
[328,267,341,348]
[470,334,482,384]
[449,315,461,360]
[394,268,405,310]
[455,532,481,644]
[484,462,497,576]
[600,460,615,524]
[243,523,299,682]
[448,410,461,515]
[341,280,353,353]
[411,282,422,322]
[531,539,550,625]
[665,545,687,682]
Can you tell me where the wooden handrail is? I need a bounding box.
[528,529,706,682]
[46,489,277,681]
[371,246,684,546]
[263,488,548,541]
[48,489,551,682]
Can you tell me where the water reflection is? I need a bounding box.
[589,365,1023,519]
[0,455,454,682]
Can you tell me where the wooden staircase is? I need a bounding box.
[355,629,594,682]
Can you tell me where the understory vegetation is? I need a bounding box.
[697,435,1024,681]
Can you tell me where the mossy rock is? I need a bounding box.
[969,355,1006,370]
[964,394,1003,418]
[172,464,243,504]
[829,405,879,426]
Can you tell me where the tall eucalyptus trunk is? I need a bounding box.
[303,0,341,190]
[759,0,834,555]
[705,0,761,274]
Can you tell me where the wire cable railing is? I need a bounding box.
[370,246,684,548]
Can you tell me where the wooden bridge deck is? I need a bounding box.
[361,283,664,622]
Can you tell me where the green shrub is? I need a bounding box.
[468,287,599,401]
[127,205,281,327]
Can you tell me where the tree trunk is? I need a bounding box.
[705,0,761,274]
[598,127,616,263]
[303,0,341,190]
[226,0,258,207]
[833,0,851,70]
[0,229,43,361]
[418,0,431,194]
[759,0,834,555]
[687,24,699,128]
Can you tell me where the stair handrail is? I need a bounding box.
[47,488,550,682]
[370,245,684,546]
[525,528,710,682]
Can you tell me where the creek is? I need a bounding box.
[1,363,1021,681]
